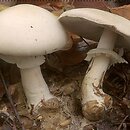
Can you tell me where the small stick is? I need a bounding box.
[80,36,90,47]
[117,115,129,130]
[0,70,25,130]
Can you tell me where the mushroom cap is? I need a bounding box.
[59,8,130,48]
[0,4,68,56]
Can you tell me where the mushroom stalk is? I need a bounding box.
[82,29,117,121]
[20,66,54,109]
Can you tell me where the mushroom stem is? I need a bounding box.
[20,66,55,110]
[82,29,117,121]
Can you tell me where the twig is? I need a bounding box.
[117,115,129,130]
[80,36,90,47]
[0,70,25,130]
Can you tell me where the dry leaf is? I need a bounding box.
[110,4,130,20]
[0,4,8,11]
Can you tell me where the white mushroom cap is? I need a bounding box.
[0,4,68,56]
[59,8,130,48]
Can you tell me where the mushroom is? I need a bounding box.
[59,8,130,121]
[0,4,70,112]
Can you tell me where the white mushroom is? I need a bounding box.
[0,4,70,112]
[59,8,130,121]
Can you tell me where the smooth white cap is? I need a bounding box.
[0,4,68,56]
[59,8,130,48]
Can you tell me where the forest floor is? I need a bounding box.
[0,58,130,130]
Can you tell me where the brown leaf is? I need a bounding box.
[20,116,33,129]
[72,1,110,11]
[0,4,8,11]
[46,34,97,71]
[0,124,12,130]
[110,4,130,20]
